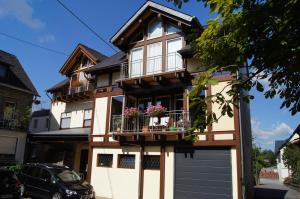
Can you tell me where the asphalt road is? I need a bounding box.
[255,178,300,199]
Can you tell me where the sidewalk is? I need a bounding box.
[255,178,300,199]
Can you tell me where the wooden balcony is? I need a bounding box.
[111,110,190,142]
[55,83,93,103]
[117,53,192,92]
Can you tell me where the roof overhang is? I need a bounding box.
[28,128,89,141]
[110,1,200,46]
[59,44,100,75]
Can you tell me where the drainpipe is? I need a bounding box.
[138,145,144,199]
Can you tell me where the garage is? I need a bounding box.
[174,148,233,199]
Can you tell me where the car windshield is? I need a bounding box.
[53,169,81,183]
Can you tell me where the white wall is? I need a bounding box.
[211,81,235,131]
[50,100,92,130]
[91,147,141,199]
[93,97,108,135]
[29,115,49,133]
[164,146,174,199]
[0,129,26,163]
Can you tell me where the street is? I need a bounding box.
[255,178,300,199]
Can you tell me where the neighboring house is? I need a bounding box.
[26,44,107,177]
[275,124,300,182]
[29,109,50,133]
[86,2,253,199]
[0,49,38,165]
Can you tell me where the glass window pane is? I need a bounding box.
[130,48,143,77]
[167,38,183,71]
[166,23,181,34]
[110,96,124,132]
[112,71,120,85]
[156,97,170,110]
[148,21,162,38]
[144,155,160,170]
[84,109,92,119]
[97,154,113,167]
[61,118,71,129]
[84,119,91,127]
[118,154,135,169]
[147,42,162,74]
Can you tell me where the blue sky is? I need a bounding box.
[0,0,298,150]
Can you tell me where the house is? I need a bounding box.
[0,49,38,165]
[275,124,300,182]
[28,109,50,133]
[86,1,253,199]
[26,44,107,177]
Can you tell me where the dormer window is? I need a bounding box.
[166,23,181,34]
[148,20,162,39]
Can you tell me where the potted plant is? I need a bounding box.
[124,107,140,118]
[145,104,167,117]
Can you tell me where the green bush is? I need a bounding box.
[7,164,22,174]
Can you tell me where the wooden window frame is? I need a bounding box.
[60,112,71,129]
[83,109,92,128]
[143,155,160,170]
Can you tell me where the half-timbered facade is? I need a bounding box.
[87,2,252,199]
[27,44,107,177]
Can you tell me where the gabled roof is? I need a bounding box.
[86,51,126,74]
[31,109,50,117]
[46,78,69,93]
[275,124,300,154]
[59,43,107,75]
[111,1,199,44]
[0,50,39,96]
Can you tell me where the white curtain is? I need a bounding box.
[147,42,162,75]
[130,48,143,77]
[167,38,183,71]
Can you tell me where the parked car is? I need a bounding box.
[19,163,95,199]
[0,169,23,199]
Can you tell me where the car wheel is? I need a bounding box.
[52,193,62,199]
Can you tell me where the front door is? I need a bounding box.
[79,149,88,179]
[142,147,161,199]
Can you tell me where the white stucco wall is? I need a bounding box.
[91,147,141,199]
[0,129,26,163]
[164,146,174,199]
[29,115,49,133]
[93,97,108,135]
[211,81,235,131]
[50,100,92,130]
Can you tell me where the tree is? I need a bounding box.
[167,0,300,132]
[282,145,300,180]
[252,145,269,185]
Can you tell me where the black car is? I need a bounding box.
[19,163,95,199]
[0,169,23,199]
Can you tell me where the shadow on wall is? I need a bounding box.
[254,188,287,199]
[50,112,60,130]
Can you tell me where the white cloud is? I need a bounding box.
[251,119,293,140]
[38,34,55,43]
[0,0,44,29]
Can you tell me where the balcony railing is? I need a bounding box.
[120,52,183,80]
[61,83,94,96]
[0,118,17,130]
[111,110,190,134]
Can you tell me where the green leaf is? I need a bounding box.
[256,81,264,92]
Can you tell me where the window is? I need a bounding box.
[111,71,120,85]
[175,94,184,111]
[110,96,124,132]
[166,38,183,71]
[84,109,92,127]
[189,87,205,126]
[118,154,135,169]
[166,23,181,34]
[0,65,7,78]
[45,118,49,129]
[130,47,143,77]
[60,112,71,129]
[3,102,16,119]
[97,73,109,87]
[148,20,162,38]
[138,98,152,112]
[79,71,86,82]
[81,57,91,68]
[156,96,170,110]
[143,155,160,170]
[97,154,113,167]
[33,119,38,129]
[147,42,162,74]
